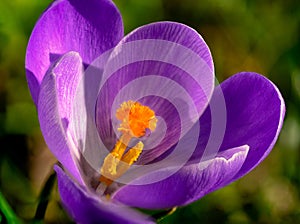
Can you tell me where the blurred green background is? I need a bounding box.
[0,0,300,223]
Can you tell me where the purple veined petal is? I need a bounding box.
[68,50,113,185]
[142,75,227,168]
[215,72,285,180]
[112,145,249,209]
[94,22,214,168]
[25,0,123,104]
[123,21,214,71]
[54,165,155,224]
[38,52,85,184]
[98,22,214,115]
[188,72,285,184]
[107,22,215,108]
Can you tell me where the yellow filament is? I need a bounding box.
[112,141,144,181]
[99,140,144,186]
[100,134,131,177]
[121,142,144,165]
[99,101,157,187]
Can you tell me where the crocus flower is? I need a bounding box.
[25,0,285,223]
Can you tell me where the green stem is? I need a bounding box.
[33,171,56,222]
[0,191,22,223]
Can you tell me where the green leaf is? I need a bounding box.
[0,191,22,224]
[33,171,57,222]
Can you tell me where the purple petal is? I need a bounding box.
[112,145,249,209]
[124,21,214,71]
[112,72,285,209]
[38,52,84,184]
[214,72,285,180]
[95,22,214,164]
[54,165,154,224]
[26,0,123,104]
[180,72,285,190]
[69,52,112,181]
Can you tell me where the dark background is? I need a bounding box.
[0,0,299,223]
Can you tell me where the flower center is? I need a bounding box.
[99,101,158,186]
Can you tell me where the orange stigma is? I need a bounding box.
[116,101,158,137]
[99,101,157,187]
